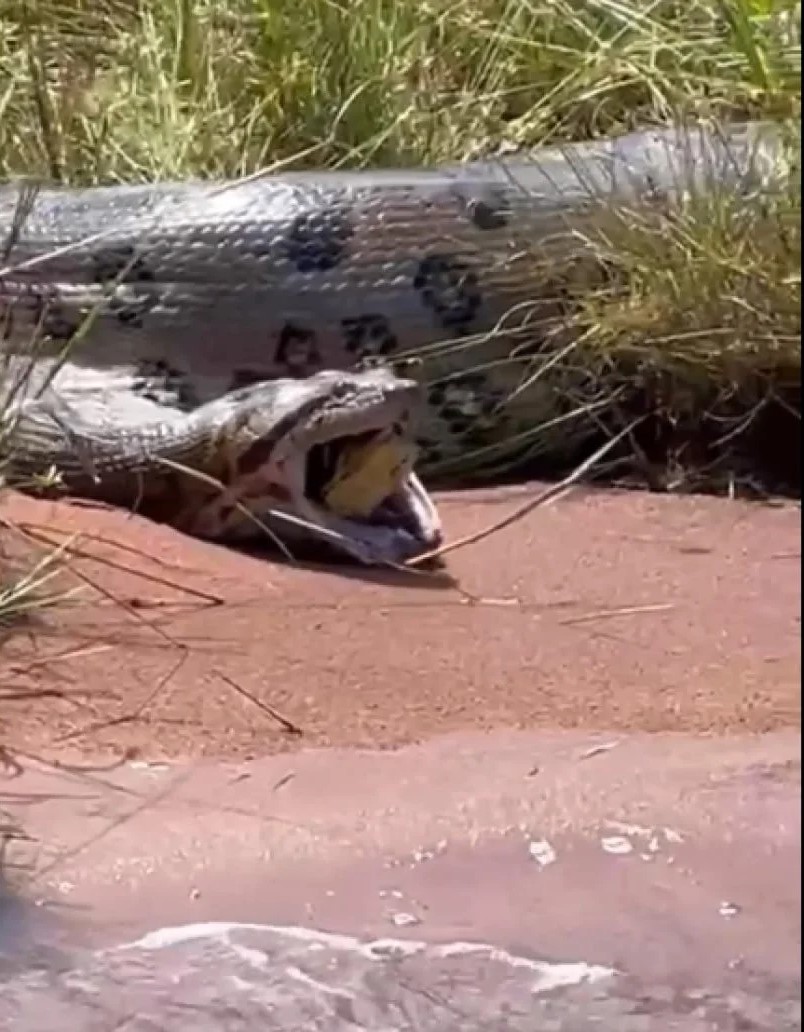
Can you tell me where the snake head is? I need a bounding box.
[198,367,444,567]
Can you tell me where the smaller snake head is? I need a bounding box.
[202,367,443,567]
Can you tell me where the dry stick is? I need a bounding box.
[4,754,145,800]
[0,686,112,702]
[406,418,643,567]
[11,529,298,742]
[22,549,198,741]
[11,751,140,778]
[215,670,304,736]
[559,602,675,626]
[0,790,95,805]
[7,642,115,675]
[16,522,225,606]
[58,527,226,575]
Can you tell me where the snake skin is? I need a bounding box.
[3,366,443,565]
[0,120,782,482]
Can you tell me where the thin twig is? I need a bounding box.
[215,670,304,736]
[17,522,225,605]
[6,642,115,675]
[0,686,109,702]
[149,455,297,562]
[13,750,140,776]
[559,602,675,626]
[406,417,643,566]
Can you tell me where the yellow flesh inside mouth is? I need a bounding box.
[323,433,416,519]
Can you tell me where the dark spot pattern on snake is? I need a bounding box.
[413,253,482,335]
[28,291,82,342]
[466,194,511,231]
[1,285,81,343]
[106,293,158,330]
[131,358,199,410]
[278,204,354,274]
[341,314,398,361]
[274,322,321,375]
[427,372,506,437]
[413,437,444,466]
[91,244,155,285]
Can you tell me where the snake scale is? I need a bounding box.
[0,120,783,564]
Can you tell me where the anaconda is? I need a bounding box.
[0,120,785,558]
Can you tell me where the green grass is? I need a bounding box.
[0,0,800,178]
[0,0,801,500]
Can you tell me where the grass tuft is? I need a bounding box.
[0,0,799,180]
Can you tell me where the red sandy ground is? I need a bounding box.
[0,484,800,762]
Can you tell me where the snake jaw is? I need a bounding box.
[210,369,444,566]
[292,437,443,567]
[281,370,444,565]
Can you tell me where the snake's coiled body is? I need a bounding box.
[0,120,785,559]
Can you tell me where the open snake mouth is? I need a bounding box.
[300,427,443,565]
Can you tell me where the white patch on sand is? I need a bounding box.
[528,838,558,867]
[601,821,685,858]
[600,836,634,855]
[115,921,615,994]
[433,942,613,993]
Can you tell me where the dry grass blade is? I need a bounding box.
[17,521,226,606]
[407,416,643,566]
[0,524,82,628]
[215,671,304,736]
[150,455,299,562]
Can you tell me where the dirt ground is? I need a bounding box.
[0,483,800,1030]
[0,483,799,762]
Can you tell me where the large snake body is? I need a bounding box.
[0,120,784,562]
